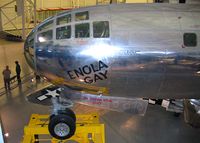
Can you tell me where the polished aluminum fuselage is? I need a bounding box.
[25,4,200,99]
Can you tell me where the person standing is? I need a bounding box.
[2,66,11,90]
[15,61,21,84]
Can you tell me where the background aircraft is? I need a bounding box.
[24,3,200,139]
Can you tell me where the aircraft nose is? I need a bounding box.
[24,30,36,70]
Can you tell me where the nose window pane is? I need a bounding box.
[93,21,109,38]
[75,11,89,21]
[38,30,53,42]
[38,20,53,32]
[183,33,197,47]
[28,39,34,56]
[57,14,71,25]
[75,23,90,38]
[56,26,71,39]
[24,30,35,69]
[25,31,35,56]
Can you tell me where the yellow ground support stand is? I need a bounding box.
[22,113,105,143]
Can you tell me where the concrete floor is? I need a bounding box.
[0,39,200,143]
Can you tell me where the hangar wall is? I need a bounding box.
[36,0,153,9]
[126,0,153,3]
[0,0,22,31]
[36,0,96,9]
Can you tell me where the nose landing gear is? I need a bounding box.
[48,113,76,140]
[48,98,76,140]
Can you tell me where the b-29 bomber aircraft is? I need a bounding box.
[24,3,200,140]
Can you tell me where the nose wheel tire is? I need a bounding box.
[50,108,76,122]
[58,108,76,122]
[48,114,76,140]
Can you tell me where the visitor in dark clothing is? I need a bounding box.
[15,61,21,84]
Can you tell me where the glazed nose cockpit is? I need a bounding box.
[24,30,35,70]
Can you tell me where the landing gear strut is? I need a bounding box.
[48,97,76,140]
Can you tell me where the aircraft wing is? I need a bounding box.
[27,84,148,115]
[27,84,62,106]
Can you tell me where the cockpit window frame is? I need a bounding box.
[55,13,72,40]
[36,18,56,43]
